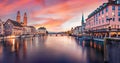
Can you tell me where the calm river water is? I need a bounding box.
[0,35,103,63]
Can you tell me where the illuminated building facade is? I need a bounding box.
[0,19,4,36]
[4,19,23,36]
[85,0,120,37]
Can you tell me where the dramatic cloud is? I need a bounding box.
[0,0,107,32]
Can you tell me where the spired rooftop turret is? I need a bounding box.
[23,12,27,26]
[16,11,21,23]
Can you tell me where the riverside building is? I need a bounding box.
[85,0,120,37]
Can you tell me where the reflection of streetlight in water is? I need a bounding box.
[82,41,85,47]
[11,39,15,52]
[94,42,97,49]
[98,44,101,51]
[90,41,93,47]
[0,45,3,57]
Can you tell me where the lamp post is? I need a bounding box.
[107,18,112,38]
[88,30,90,37]
[117,28,120,38]
[108,26,111,38]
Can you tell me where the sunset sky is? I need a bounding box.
[0,0,108,32]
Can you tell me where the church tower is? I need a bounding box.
[23,12,27,26]
[16,11,21,23]
[81,13,84,26]
[81,13,85,33]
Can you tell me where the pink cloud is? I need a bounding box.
[0,0,107,31]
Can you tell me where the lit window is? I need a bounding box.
[117,1,120,4]
[112,12,115,16]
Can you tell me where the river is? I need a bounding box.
[0,35,103,63]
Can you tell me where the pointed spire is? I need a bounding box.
[16,11,21,23]
[18,11,20,14]
[24,12,27,17]
[23,12,27,26]
[17,11,20,17]
[81,13,84,25]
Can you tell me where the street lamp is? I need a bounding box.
[107,18,112,38]
[117,28,120,37]
[88,29,91,37]
[108,26,111,38]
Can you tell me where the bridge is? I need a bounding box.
[0,33,68,40]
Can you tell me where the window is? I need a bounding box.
[118,6,120,10]
[112,6,115,10]
[114,25,116,28]
[102,10,104,14]
[106,16,108,22]
[96,21,98,25]
[96,14,97,17]
[99,12,100,16]
[113,18,115,21]
[117,1,120,4]
[98,13,99,16]
[99,21,101,24]
[117,25,119,28]
[106,7,108,12]
[102,19,104,23]
[119,18,120,21]
[118,12,120,16]
[99,19,101,24]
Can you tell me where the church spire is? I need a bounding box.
[81,13,84,26]
[23,12,27,26]
[16,11,21,23]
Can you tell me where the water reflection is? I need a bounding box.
[0,36,103,63]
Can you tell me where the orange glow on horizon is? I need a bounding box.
[0,0,107,31]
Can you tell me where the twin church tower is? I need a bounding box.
[16,11,27,26]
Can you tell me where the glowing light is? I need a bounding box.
[11,39,15,52]
[102,15,104,18]
[12,39,15,45]
[112,12,115,16]
[106,13,108,16]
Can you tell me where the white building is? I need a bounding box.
[4,19,23,36]
[38,27,47,35]
[71,26,82,36]
[23,26,31,35]
[23,26,36,35]
[0,19,4,36]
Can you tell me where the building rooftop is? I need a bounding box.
[28,26,36,29]
[87,1,120,19]
[38,27,46,30]
[7,19,23,27]
[88,3,108,19]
